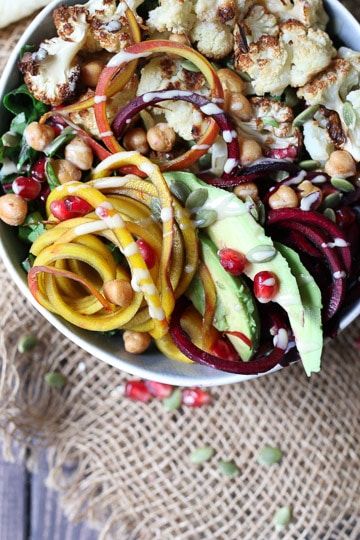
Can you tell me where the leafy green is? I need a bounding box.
[3,83,48,121]
[45,159,61,190]
[18,211,46,244]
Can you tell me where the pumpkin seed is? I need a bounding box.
[185,188,208,209]
[246,245,277,263]
[217,459,239,477]
[343,101,356,129]
[273,506,292,530]
[193,208,218,228]
[190,446,214,464]
[284,87,300,108]
[17,334,38,353]
[181,60,201,72]
[169,181,191,204]
[262,117,279,128]
[330,176,355,192]
[2,131,19,147]
[321,191,342,209]
[293,104,320,126]
[299,159,321,171]
[162,387,182,411]
[323,207,336,221]
[257,445,283,466]
[150,197,162,220]
[45,372,68,388]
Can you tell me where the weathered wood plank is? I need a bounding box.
[30,451,99,540]
[0,442,27,540]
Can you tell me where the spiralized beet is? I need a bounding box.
[169,297,289,375]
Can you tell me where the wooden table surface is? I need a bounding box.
[1,1,360,539]
[0,443,98,539]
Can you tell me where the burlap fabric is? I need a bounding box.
[0,8,360,540]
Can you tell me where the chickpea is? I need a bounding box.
[64,136,94,171]
[224,91,252,120]
[0,193,28,226]
[297,180,322,209]
[24,121,55,152]
[239,137,263,166]
[324,150,356,178]
[268,185,299,210]
[147,123,176,152]
[169,33,191,47]
[217,68,247,93]
[123,330,151,354]
[103,279,134,307]
[80,60,104,88]
[234,181,259,201]
[123,127,149,154]
[52,159,82,184]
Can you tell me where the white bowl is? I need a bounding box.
[0,0,359,386]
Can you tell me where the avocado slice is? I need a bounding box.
[163,171,323,375]
[186,234,260,361]
[275,242,323,375]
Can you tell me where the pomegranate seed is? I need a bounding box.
[136,238,156,268]
[47,117,66,136]
[253,270,279,303]
[31,157,47,182]
[144,380,174,398]
[12,176,41,200]
[210,338,238,361]
[334,206,356,229]
[50,195,92,221]
[181,388,212,407]
[38,183,51,206]
[218,247,246,276]
[125,380,152,402]
[266,146,298,160]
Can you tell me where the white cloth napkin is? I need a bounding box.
[0,0,49,29]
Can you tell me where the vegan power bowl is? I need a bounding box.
[0,0,359,385]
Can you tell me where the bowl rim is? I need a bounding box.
[0,0,359,387]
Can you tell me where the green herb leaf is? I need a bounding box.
[45,159,61,190]
[18,211,46,244]
[44,126,75,157]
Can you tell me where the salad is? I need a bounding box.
[0,0,359,377]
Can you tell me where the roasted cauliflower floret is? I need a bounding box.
[190,20,234,60]
[262,0,329,28]
[146,0,196,34]
[297,53,360,162]
[231,96,301,152]
[18,35,87,106]
[147,0,235,59]
[195,0,236,24]
[234,8,336,95]
[238,4,278,44]
[281,20,336,88]
[19,0,142,106]
[136,56,210,141]
[69,73,139,138]
[54,0,138,54]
